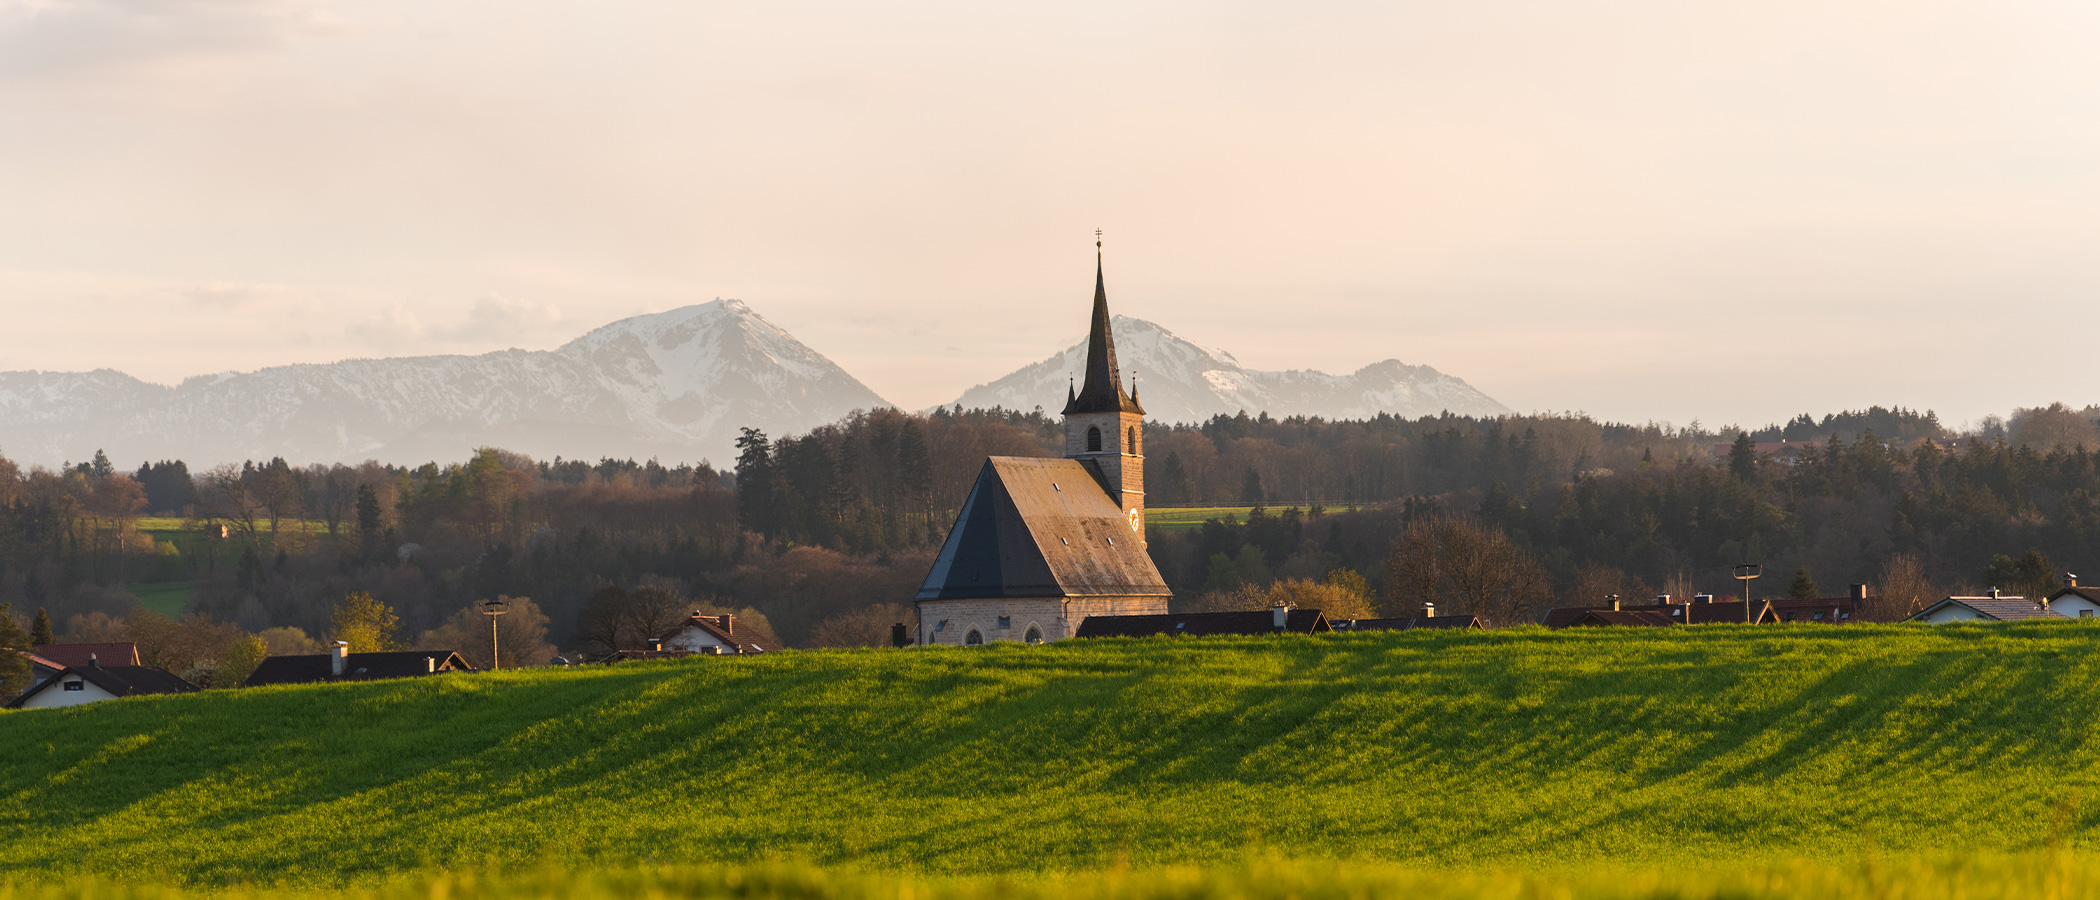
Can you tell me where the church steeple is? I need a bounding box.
[1062,241,1144,416]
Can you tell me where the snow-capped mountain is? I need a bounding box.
[944,316,1510,423]
[0,300,890,469]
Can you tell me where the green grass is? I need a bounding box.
[1145,505,1363,531]
[11,855,2100,900]
[137,518,333,540]
[6,624,2100,885]
[124,580,195,617]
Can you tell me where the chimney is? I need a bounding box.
[2069,573,2080,588]
[1423,602,1436,618]
[88,652,100,668]
[1849,584,1867,601]
[1694,594,1715,604]
[425,656,436,674]
[718,614,734,635]
[1990,587,2002,599]
[1611,597,1622,612]
[648,638,663,652]
[1272,603,1290,631]
[331,641,349,677]
[1655,594,1671,606]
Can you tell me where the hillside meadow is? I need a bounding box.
[4,624,2100,887]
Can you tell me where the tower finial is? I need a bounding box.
[1096,228,1102,250]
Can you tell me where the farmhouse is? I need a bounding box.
[1906,592,2065,623]
[1075,606,1331,638]
[7,661,196,709]
[246,643,475,686]
[913,246,1173,646]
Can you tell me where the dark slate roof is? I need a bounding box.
[245,651,476,686]
[33,643,141,667]
[1542,600,1777,629]
[1907,596,2066,622]
[2047,586,2100,607]
[1061,253,1143,416]
[1074,608,1330,638]
[7,665,196,708]
[1768,597,1863,623]
[600,649,698,663]
[1564,609,1678,628]
[917,457,1171,601]
[1332,615,1484,631]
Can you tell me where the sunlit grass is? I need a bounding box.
[5,624,2100,885]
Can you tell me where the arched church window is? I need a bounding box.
[1024,625,1044,644]
[1086,426,1102,452]
[964,629,984,646]
[1128,426,1138,454]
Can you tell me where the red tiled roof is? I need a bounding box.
[33,643,141,667]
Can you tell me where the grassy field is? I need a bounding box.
[1145,505,1363,531]
[124,580,195,616]
[137,518,331,538]
[8,855,2100,900]
[5,624,2100,885]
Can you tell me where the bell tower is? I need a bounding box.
[1062,237,1146,536]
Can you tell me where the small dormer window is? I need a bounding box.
[1086,426,1102,452]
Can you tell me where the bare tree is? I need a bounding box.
[1383,513,1553,626]
[192,464,267,551]
[1869,553,1938,622]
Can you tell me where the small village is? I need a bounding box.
[12,255,2096,711]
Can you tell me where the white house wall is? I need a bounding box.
[2049,595,2100,620]
[19,677,118,708]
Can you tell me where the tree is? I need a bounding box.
[1729,433,1759,480]
[217,635,268,688]
[29,607,53,646]
[0,604,31,695]
[573,584,693,656]
[735,428,777,540]
[331,591,402,652]
[1157,453,1193,505]
[355,484,384,561]
[1240,467,1267,504]
[419,596,556,669]
[1870,553,1936,622]
[809,603,913,648]
[1383,513,1552,626]
[1788,567,1819,599]
[1983,550,2058,601]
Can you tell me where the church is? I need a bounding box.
[913,247,1173,645]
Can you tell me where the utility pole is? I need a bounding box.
[1732,564,1763,624]
[478,597,511,669]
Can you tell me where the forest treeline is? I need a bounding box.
[1,402,2098,660]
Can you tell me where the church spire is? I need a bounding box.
[1063,236,1144,416]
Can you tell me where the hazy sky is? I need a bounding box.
[3,0,2098,429]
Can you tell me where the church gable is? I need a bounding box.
[917,457,1169,601]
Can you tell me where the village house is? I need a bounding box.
[1906,591,2065,623]
[2043,576,2100,619]
[1075,605,1331,638]
[659,612,778,655]
[913,245,1173,646]
[26,642,143,687]
[7,659,196,709]
[245,642,475,686]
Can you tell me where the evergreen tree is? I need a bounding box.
[1788,568,1819,599]
[1158,453,1192,505]
[1729,433,1759,480]
[355,484,384,561]
[896,420,933,541]
[29,607,53,645]
[1239,467,1266,504]
[735,428,778,540]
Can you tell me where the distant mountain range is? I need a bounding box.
[0,300,888,470]
[0,304,1510,469]
[945,316,1510,424]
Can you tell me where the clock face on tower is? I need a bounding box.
[1127,508,1142,532]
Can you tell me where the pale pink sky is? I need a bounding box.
[3,0,2098,429]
